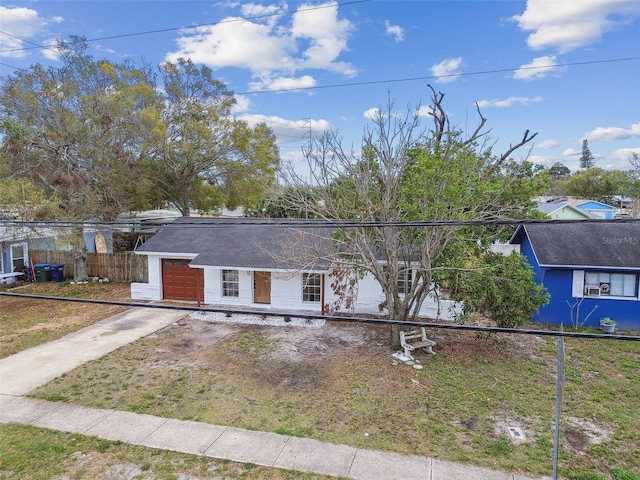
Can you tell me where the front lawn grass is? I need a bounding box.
[29,321,640,479]
[0,423,335,479]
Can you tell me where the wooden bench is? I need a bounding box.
[400,328,436,360]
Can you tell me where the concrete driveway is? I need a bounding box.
[0,307,189,395]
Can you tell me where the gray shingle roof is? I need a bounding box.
[135,217,335,270]
[510,222,640,269]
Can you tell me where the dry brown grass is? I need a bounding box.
[2,283,638,479]
[29,313,640,479]
[0,281,131,358]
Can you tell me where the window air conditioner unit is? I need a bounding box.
[585,286,600,296]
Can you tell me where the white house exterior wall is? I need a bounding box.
[131,255,163,300]
[131,261,461,320]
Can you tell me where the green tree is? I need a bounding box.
[247,186,320,218]
[558,167,626,203]
[279,87,546,346]
[149,59,279,215]
[0,37,159,279]
[580,139,595,169]
[448,251,549,328]
[548,162,571,180]
[0,177,63,221]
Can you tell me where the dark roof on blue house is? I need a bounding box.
[510,222,640,269]
[135,217,335,270]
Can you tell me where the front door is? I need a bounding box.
[254,271,271,304]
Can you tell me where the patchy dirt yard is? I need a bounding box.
[3,283,638,478]
[30,307,640,479]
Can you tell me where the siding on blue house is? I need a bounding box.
[573,200,615,219]
[510,223,640,329]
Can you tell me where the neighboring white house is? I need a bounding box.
[131,217,461,321]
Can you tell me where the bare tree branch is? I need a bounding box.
[482,129,538,179]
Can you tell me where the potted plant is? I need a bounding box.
[600,317,616,334]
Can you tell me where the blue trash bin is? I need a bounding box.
[50,264,64,282]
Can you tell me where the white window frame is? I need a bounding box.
[573,270,638,300]
[302,273,322,303]
[221,269,239,298]
[10,243,28,273]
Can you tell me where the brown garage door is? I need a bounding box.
[162,259,203,302]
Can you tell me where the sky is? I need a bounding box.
[1,0,639,176]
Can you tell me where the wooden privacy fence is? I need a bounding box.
[29,250,148,283]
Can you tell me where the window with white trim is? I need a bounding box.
[302,273,322,302]
[583,271,637,298]
[11,244,26,272]
[222,269,239,297]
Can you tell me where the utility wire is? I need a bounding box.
[0,30,59,55]
[236,56,640,95]
[0,3,637,95]
[1,291,638,342]
[0,0,369,54]
[1,217,639,229]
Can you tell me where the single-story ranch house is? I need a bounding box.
[510,222,640,329]
[131,217,461,320]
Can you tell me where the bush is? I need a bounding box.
[450,252,549,328]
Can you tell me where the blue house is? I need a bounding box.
[569,199,615,219]
[510,222,640,329]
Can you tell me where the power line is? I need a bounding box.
[0,61,24,72]
[1,291,638,342]
[0,30,59,55]
[1,217,639,229]
[0,0,369,54]
[235,56,640,95]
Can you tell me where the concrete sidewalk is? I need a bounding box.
[0,395,545,480]
[0,307,550,480]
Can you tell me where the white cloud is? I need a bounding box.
[0,6,46,58]
[41,37,62,61]
[167,20,295,73]
[291,1,356,75]
[513,55,559,81]
[476,96,543,108]
[562,148,580,157]
[585,122,640,141]
[166,1,355,91]
[52,16,64,24]
[236,113,331,144]
[536,139,560,149]
[414,105,434,118]
[363,107,381,120]
[430,57,463,83]
[384,20,404,42]
[512,0,640,53]
[610,147,640,165]
[241,2,287,28]
[248,75,316,92]
[231,94,252,113]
